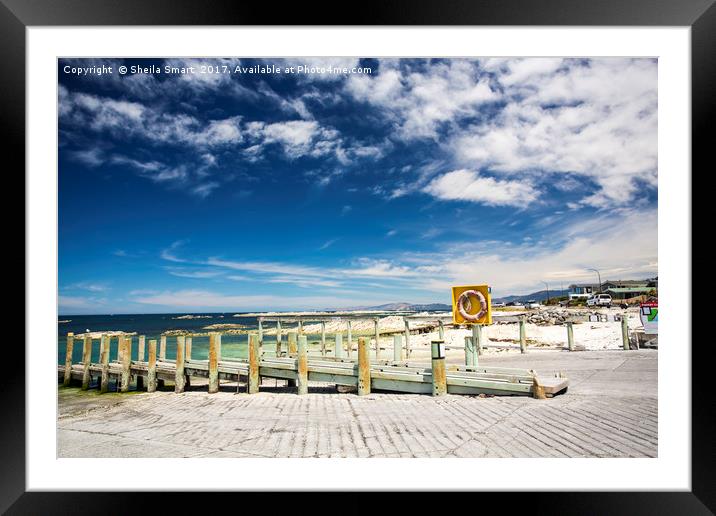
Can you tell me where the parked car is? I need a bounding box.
[492,301,506,308]
[524,299,541,309]
[587,293,612,307]
[506,301,524,307]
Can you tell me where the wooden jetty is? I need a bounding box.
[58,331,568,398]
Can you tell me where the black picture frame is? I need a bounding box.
[3,0,710,512]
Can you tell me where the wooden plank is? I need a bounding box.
[81,335,92,390]
[297,335,309,395]
[147,339,157,392]
[175,335,186,393]
[208,332,220,393]
[308,371,358,386]
[63,333,74,386]
[248,333,260,394]
[371,377,432,394]
[358,337,370,396]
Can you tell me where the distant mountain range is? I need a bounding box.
[344,290,570,312]
[492,289,569,304]
[340,302,452,311]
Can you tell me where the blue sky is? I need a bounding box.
[58,57,658,314]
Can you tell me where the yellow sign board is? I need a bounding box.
[451,285,492,325]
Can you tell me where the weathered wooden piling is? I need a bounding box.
[519,317,527,354]
[286,331,298,386]
[138,335,146,361]
[472,324,482,356]
[288,331,298,356]
[438,320,445,340]
[258,318,263,344]
[208,332,220,393]
[248,333,260,394]
[298,320,303,335]
[276,320,282,357]
[404,318,411,358]
[621,315,630,350]
[321,321,327,356]
[297,335,308,395]
[81,335,92,390]
[63,332,74,386]
[120,336,131,392]
[393,334,403,362]
[431,340,447,396]
[100,334,110,393]
[185,336,192,360]
[357,337,370,396]
[464,336,475,366]
[566,322,575,351]
[175,335,186,393]
[159,335,167,361]
[136,335,146,389]
[374,318,380,359]
[347,320,352,358]
[147,339,157,393]
[335,333,344,359]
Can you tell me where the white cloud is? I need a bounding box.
[72,148,104,167]
[423,169,538,207]
[453,58,657,208]
[132,289,379,311]
[161,240,189,263]
[59,295,106,311]
[166,267,224,279]
[64,282,109,293]
[346,59,499,139]
[319,238,338,250]
[192,181,220,198]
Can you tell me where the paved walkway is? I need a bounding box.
[57,350,657,458]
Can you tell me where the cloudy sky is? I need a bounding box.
[58,57,657,314]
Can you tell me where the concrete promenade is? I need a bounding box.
[57,350,657,458]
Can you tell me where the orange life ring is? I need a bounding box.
[457,289,488,322]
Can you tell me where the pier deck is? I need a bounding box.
[57,350,657,458]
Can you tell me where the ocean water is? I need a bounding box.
[57,312,368,365]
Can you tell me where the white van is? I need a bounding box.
[587,293,612,307]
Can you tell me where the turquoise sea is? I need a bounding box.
[57,312,386,365]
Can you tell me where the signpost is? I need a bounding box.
[639,301,658,335]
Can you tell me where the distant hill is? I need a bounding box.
[340,291,569,311]
[340,302,452,311]
[493,289,569,303]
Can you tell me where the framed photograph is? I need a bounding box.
[5,0,711,511]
